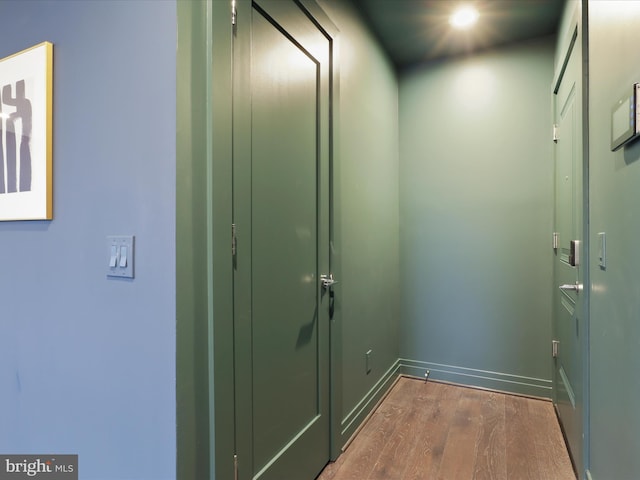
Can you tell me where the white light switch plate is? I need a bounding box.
[107,235,134,278]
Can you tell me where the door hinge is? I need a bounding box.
[553,124,559,143]
[552,232,559,250]
[231,0,237,25]
[232,223,237,256]
[234,454,238,480]
[552,340,559,358]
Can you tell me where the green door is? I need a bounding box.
[233,1,332,479]
[552,30,584,477]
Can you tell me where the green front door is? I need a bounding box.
[233,1,332,478]
[552,29,584,477]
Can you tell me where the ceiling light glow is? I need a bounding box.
[450,6,479,29]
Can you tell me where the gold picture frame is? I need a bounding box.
[0,42,53,221]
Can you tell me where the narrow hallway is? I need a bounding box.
[318,377,575,480]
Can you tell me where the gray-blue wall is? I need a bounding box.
[399,37,556,397]
[0,2,177,479]
[587,2,640,478]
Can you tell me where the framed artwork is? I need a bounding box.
[0,42,53,221]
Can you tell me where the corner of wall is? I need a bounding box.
[176,1,214,478]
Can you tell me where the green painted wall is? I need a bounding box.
[399,37,556,397]
[175,2,640,477]
[184,0,401,473]
[316,0,401,444]
[176,1,214,478]
[177,1,235,478]
[586,2,640,478]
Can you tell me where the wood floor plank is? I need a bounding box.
[505,394,541,480]
[339,406,404,480]
[317,453,345,480]
[360,380,416,479]
[325,381,409,480]
[473,391,507,480]
[402,381,462,480]
[317,378,575,480]
[367,380,438,479]
[528,398,576,480]
[435,388,484,479]
[378,376,423,411]
[367,401,419,479]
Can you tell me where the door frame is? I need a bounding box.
[176,2,221,479]
[551,2,590,477]
[176,1,341,479]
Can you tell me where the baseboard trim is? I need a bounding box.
[340,359,400,443]
[398,358,552,399]
[340,374,402,453]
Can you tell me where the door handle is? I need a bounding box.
[320,273,338,289]
[321,274,337,319]
[559,282,583,292]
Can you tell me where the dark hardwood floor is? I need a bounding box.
[318,377,575,480]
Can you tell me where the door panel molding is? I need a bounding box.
[559,366,576,408]
[232,1,335,478]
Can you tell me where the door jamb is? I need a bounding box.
[551,2,590,476]
[177,2,342,479]
[295,0,342,461]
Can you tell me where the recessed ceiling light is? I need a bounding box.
[449,6,479,29]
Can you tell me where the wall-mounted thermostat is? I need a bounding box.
[611,83,640,151]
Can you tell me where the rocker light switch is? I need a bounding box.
[107,235,134,278]
[109,245,118,268]
[119,246,128,268]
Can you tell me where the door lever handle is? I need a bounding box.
[320,273,337,289]
[559,282,583,292]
